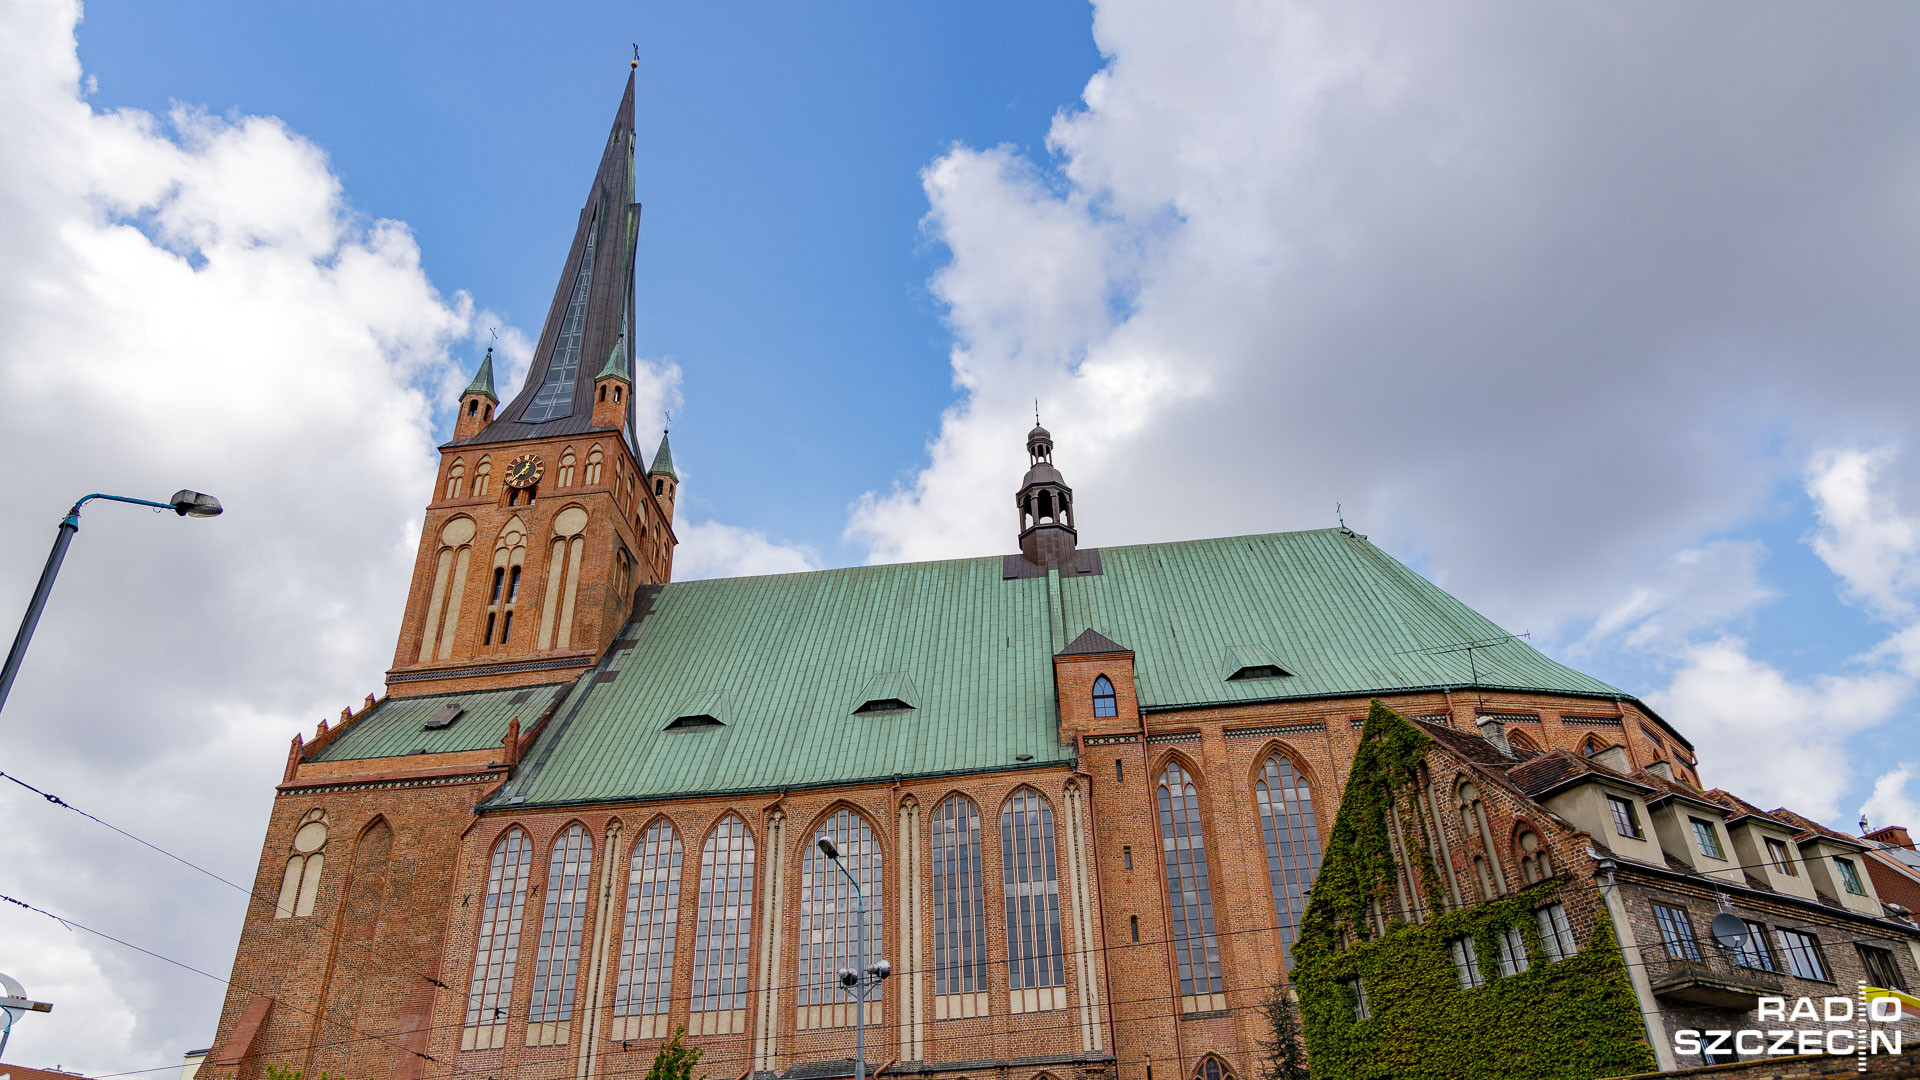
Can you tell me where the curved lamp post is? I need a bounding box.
[818,836,891,1080]
[0,490,222,715]
[0,971,53,1059]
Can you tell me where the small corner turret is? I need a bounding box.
[455,347,499,440]
[591,332,632,431]
[1016,421,1078,569]
[648,430,679,520]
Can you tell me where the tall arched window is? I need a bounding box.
[612,820,681,1041]
[1254,753,1322,967]
[1002,789,1067,1012]
[473,456,492,498]
[690,814,756,1034]
[462,827,533,1050]
[584,445,604,486]
[1196,1057,1234,1080]
[445,459,466,500]
[1157,762,1225,1012]
[558,447,576,488]
[799,809,883,1029]
[1092,676,1117,718]
[485,516,527,648]
[274,808,328,919]
[418,516,475,662]
[528,825,593,1045]
[930,795,989,1012]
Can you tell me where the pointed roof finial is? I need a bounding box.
[1035,398,1040,426]
[595,331,631,382]
[632,43,640,70]
[649,429,679,480]
[464,346,498,402]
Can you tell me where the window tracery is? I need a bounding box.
[613,820,681,1040]
[799,809,883,1028]
[1002,788,1067,1012]
[1157,761,1225,1012]
[462,827,533,1050]
[274,808,328,918]
[528,824,593,1044]
[1254,752,1322,966]
[690,814,756,1034]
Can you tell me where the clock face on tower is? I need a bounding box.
[504,453,545,489]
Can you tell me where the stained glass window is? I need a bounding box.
[1157,762,1225,999]
[522,218,598,422]
[614,821,681,1021]
[528,825,593,1022]
[691,815,757,1014]
[1002,789,1066,991]
[931,796,989,995]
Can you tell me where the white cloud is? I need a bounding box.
[1861,764,1920,834]
[673,517,822,580]
[1807,446,1920,621]
[0,0,467,1068]
[1649,638,1909,820]
[1582,539,1775,650]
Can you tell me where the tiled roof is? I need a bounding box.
[1059,628,1129,656]
[327,528,1650,809]
[1505,750,1591,796]
[1417,720,1513,766]
[313,682,572,761]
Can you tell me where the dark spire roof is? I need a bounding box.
[649,430,678,479]
[463,346,498,401]
[1059,628,1129,657]
[455,72,640,447]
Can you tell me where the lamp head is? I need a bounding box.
[170,490,223,518]
[867,960,892,980]
[817,837,840,859]
[838,967,859,988]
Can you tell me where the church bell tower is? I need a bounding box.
[1016,422,1079,569]
[386,72,678,697]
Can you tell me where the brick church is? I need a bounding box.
[201,73,1713,1079]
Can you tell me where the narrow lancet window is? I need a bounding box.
[462,827,533,1050]
[1002,789,1067,1011]
[1092,676,1117,718]
[931,795,989,1003]
[690,815,756,1033]
[1157,762,1225,1011]
[1254,753,1323,967]
[527,825,593,1044]
[612,820,681,1040]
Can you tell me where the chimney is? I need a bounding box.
[1589,744,1632,774]
[1645,759,1675,781]
[1474,714,1510,756]
[1866,824,1916,850]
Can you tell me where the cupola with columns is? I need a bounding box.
[1016,421,1079,568]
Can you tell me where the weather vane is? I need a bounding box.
[632,44,640,70]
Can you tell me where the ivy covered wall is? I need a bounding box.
[1291,701,1657,1080]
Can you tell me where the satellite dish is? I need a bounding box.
[1711,912,1748,951]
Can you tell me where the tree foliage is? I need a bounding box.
[645,1027,706,1080]
[1256,981,1313,1080]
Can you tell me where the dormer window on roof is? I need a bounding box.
[1224,644,1293,682]
[854,671,918,715]
[666,689,725,731]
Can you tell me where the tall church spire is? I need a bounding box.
[459,72,640,446]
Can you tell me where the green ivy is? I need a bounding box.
[1291,701,1657,1080]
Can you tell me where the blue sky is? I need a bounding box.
[5,0,1920,1069]
[78,0,1102,561]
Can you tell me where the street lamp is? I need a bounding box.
[0,971,53,1059]
[818,835,891,1080]
[0,490,223,715]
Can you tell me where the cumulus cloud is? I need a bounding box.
[1648,638,1909,820]
[1807,446,1920,621]
[857,0,1920,647]
[672,518,824,579]
[1580,540,1776,650]
[1860,764,1920,834]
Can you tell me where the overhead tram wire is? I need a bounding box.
[0,891,440,1069]
[4,757,1897,1022]
[0,766,454,990]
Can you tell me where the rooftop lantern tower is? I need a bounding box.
[1016,421,1078,568]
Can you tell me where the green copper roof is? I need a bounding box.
[648,431,678,479]
[312,682,572,762]
[462,347,498,401]
[387,528,1637,811]
[595,332,630,382]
